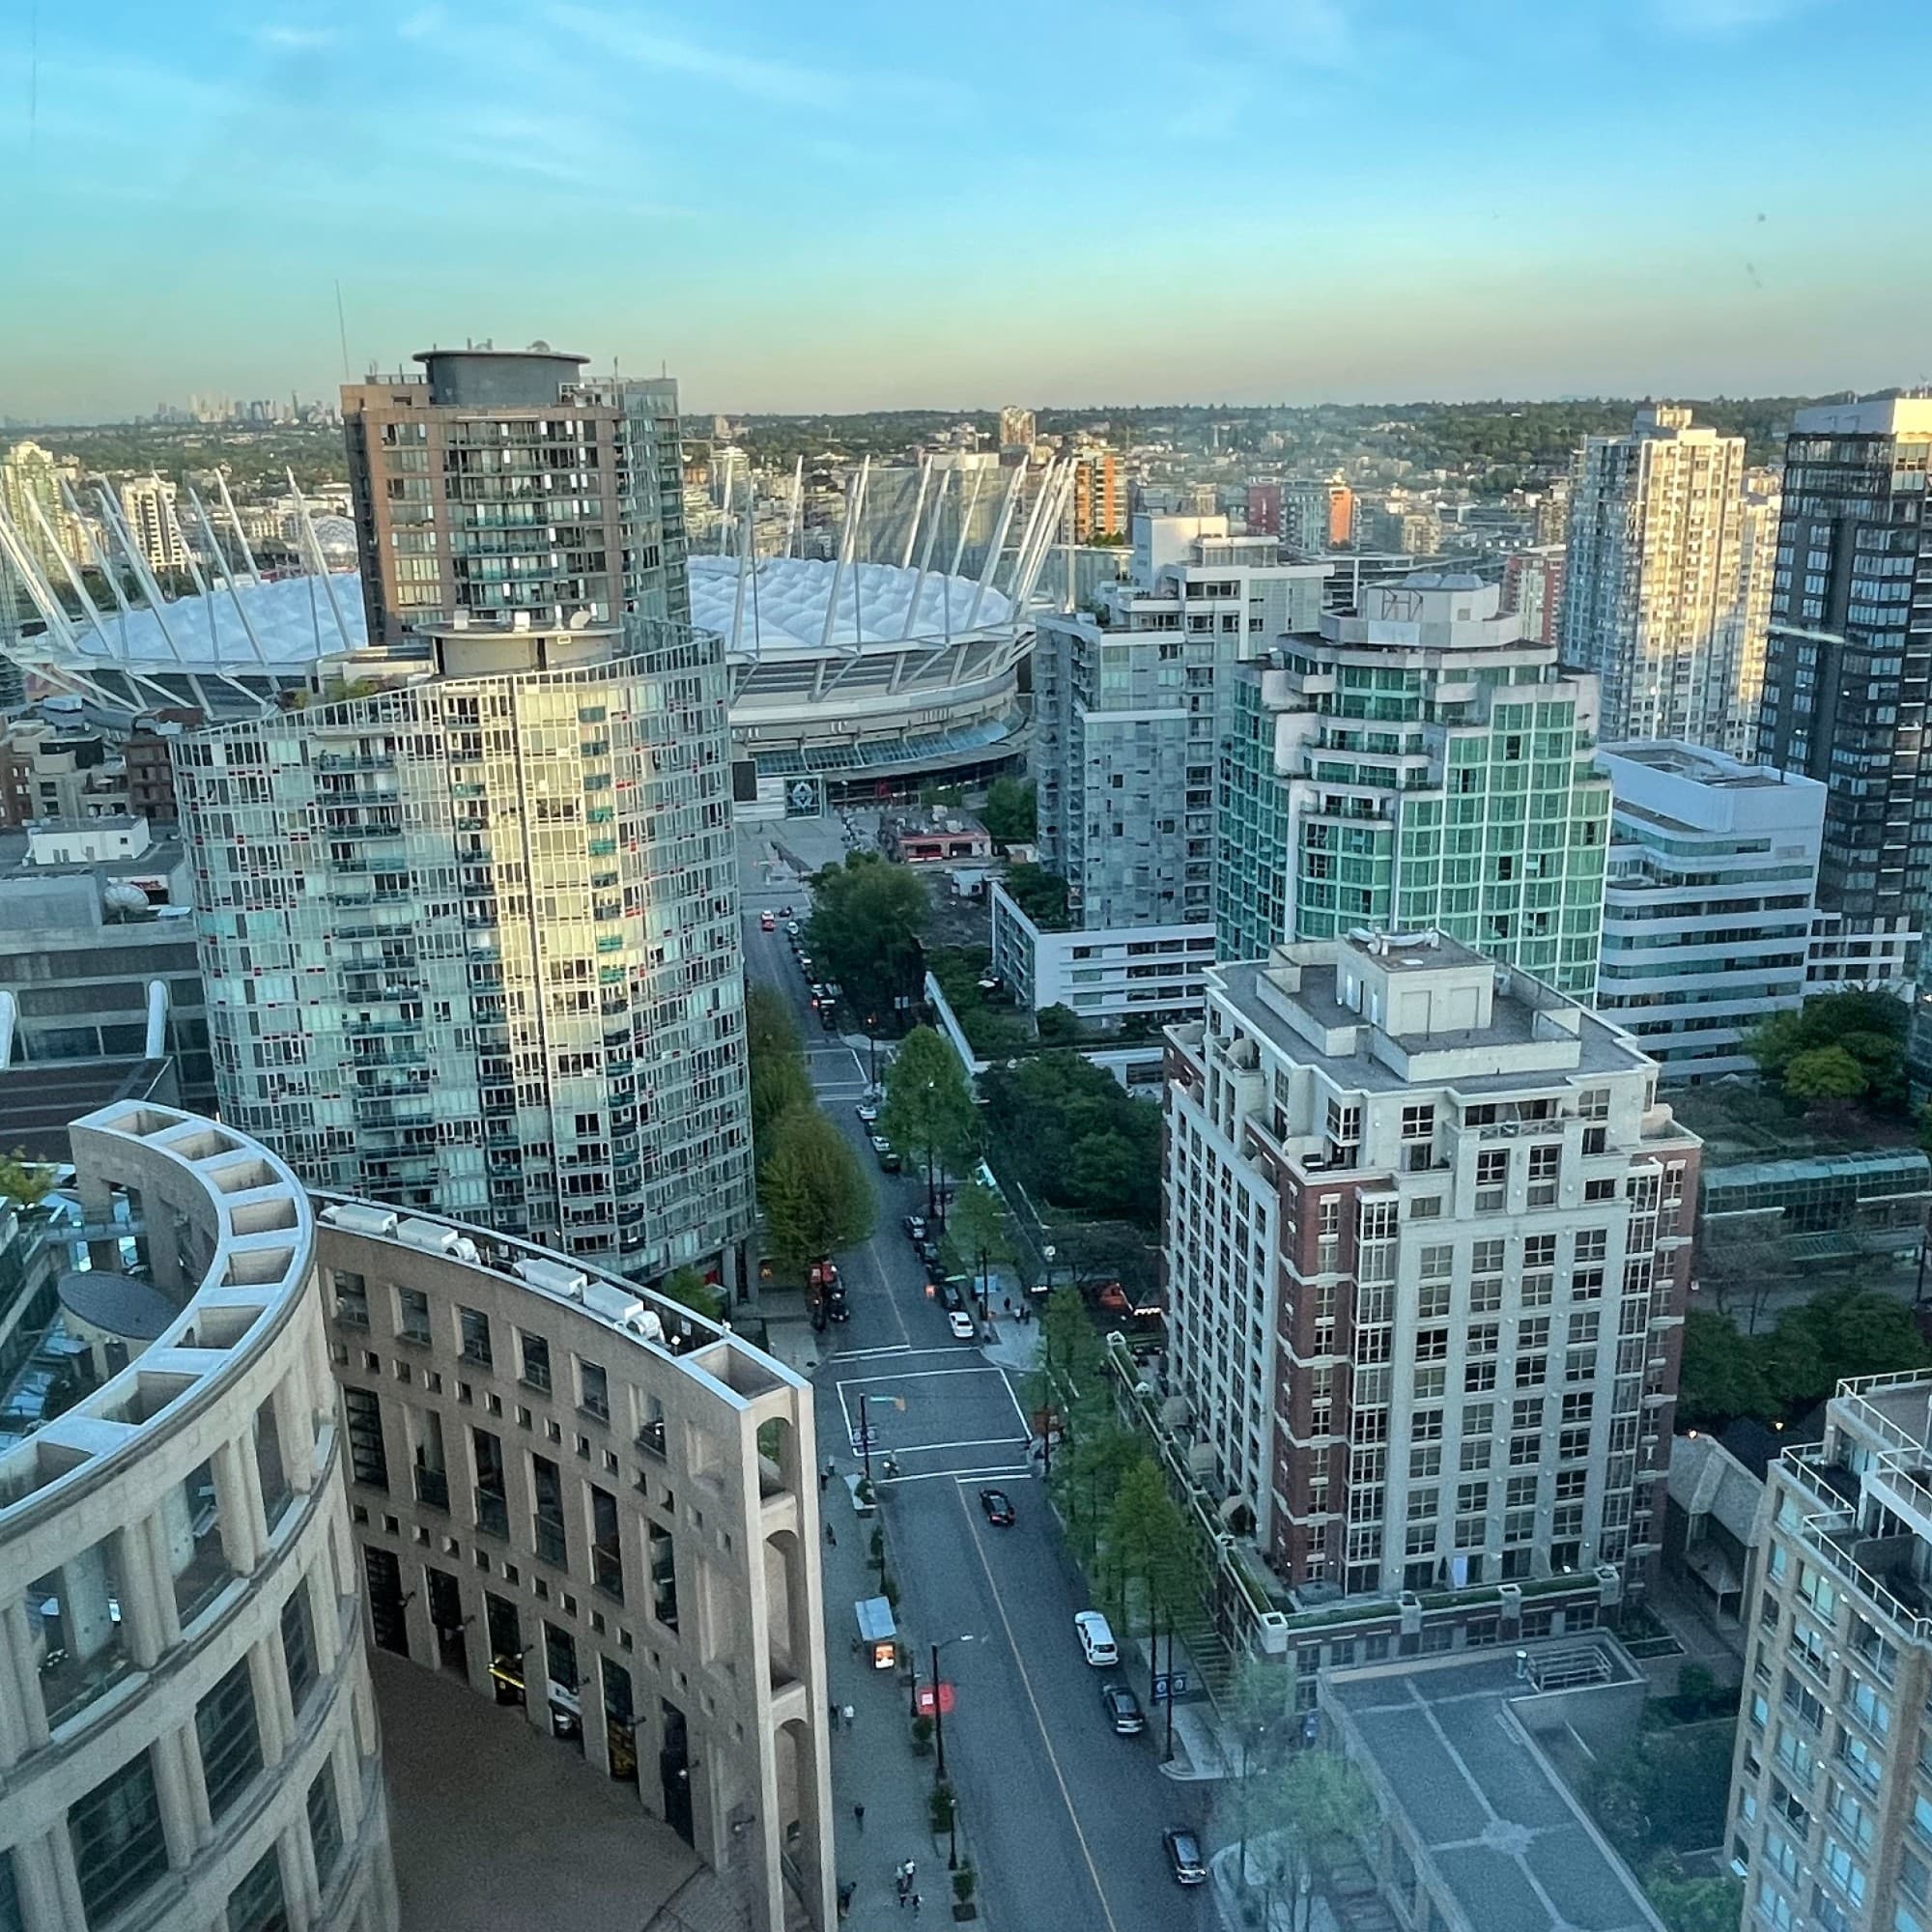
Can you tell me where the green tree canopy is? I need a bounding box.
[1747,989,1909,1113]
[999,862,1070,931]
[1782,1044,1868,1102]
[746,986,811,1152]
[805,853,928,1031]
[980,777,1037,847]
[942,1179,1011,1291]
[879,1026,980,1187]
[757,1105,876,1274]
[1676,1308,1776,1430]
[658,1264,724,1324]
[980,1053,1161,1226]
[1760,1285,1932,1410]
[0,1151,56,1208]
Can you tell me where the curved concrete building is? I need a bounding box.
[0,1102,396,1932]
[313,1196,832,1932]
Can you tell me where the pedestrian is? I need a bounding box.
[826,1522,838,1548]
[841,1703,855,1731]
[911,1893,923,1917]
[853,1802,865,1831]
[822,1457,836,1491]
[838,1881,854,1921]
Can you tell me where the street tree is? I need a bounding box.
[1259,1751,1378,1932]
[757,1105,876,1275]
[747,987,811,1152]
[879,1026,979,1218]
[1696,1225,1788,1334]
[941,1179,1011,1309]
[1051,1424,1145,1570]
[805,853,928,1028]
[1032,1284,1106,1450]
[1217,1657,1301,1884]
[658,1264,724,1324]
[1761,1284,1931,1409]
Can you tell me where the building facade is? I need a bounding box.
[341,348,689,651]
[1755,396,1932,928]
[1163,932,1698,1616]
[0,1100,397,1932]
[1065,448,1122,543]
[118,478,185,576]
[987,881,1214,1025]
[996,407,1036,452]
[314,1195,831,1932]
[1215,574,1610,1001]
[1595,742,1824,1084]
[1726,1366,1932,1932]
[1032,520,1326,928]
[0,440,90,576]
[174,617,753,1281]
[1500,545,1567,648]
[1730,467,1783,750]
[1562,406,1749,753]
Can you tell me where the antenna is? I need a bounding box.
[334,280,351,381]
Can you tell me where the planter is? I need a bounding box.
[844,1474,875,1516]
[952,1907,978,1922]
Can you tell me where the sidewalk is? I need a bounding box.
[817,1456,984,1928]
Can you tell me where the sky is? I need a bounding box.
[3,0,1930,421]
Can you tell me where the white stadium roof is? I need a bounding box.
[38,571,368,669]
[688,555,1013,654]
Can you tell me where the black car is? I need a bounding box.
[917,1237,942,1267]
[1162,1828,1208,1887]
[938,1279,965,1314]
[1100,1681,1145,1735]
[903,1214,928,1243]
[978,1488,1015,1526]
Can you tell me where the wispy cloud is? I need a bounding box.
[1220,0,1360,67]
[543,2,849,108]
[1651,0,1818,34]
[253,24,336,51]
[397,6,447,39]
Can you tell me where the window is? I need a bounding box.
[579,1359,610,1422]
[226,1846,288,1932]
[331,1269,369,1327]
[1476,1150,1508,1209]
[397,1286,432,1345]
[459,1307,493,1368]
[196,1657,264,1819]
[520,1331,552,1394]
[343,1386,389,1492]
[70,1750,169,1923]
[591,1486,623,1599]
[25,1534,133,1726]
[282,1580,318,1710]
[532,1455,567,1567]
[170,1458,234,1624]
[307,1767,343,1890]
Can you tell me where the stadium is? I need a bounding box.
[1,453,1073,807]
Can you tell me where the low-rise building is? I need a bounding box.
[987,880,1213,1026]
[1595,741,1824,1084]
[882,811,993,866]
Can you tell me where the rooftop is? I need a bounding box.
[1600,739,1796,789]
[688,554,1013,652]
[1328,1651,1665,1932]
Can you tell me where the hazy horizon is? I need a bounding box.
[5,0,1928,421]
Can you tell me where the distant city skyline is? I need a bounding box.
[3,0,1929,421]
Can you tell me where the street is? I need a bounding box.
[738,876,1212,1932]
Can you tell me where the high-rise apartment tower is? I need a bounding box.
[342,348,689,650]
[174,617,753,1282]
[1562,406,1748,753]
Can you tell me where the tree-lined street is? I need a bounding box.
[737,886,1211,1932]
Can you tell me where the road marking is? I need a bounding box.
[833,1345,958,1363]
[993,1366,1037,1438]
[892,1435,1028,1456]
[953,1486,1125,1932]
[878,1463,1033,1486]
[831,1368,1013,1389]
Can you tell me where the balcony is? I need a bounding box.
[534,1517,568,1568]
[474,1488,509,1540]
[414,1465,451,1512]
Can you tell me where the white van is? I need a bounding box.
[1074,1609,1118,1667]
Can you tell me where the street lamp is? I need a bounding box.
[924,1634,982,1787]
[1041,1243,1057,1298]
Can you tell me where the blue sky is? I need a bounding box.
[3,0,1928,420]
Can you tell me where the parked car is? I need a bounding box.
[1100,1682,1145,1735]
[947,1308,976,1340]
[977,1488,1015,1526]
[903,1213,928,1243]
[1162,1829,1208,1887]
[937,1279,965,1313]
[869,1135,900,1171]
[759,910,776,931]
[917,1237,942,1267]
[784,919,800,935]
[855,1101,879,1124]
[1074,1610,1118,1666]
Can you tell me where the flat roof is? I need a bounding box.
[1329,1655,1664,1932]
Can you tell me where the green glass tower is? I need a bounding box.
[1215,572,1608,999]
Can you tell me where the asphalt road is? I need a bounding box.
[739,886,1211,1932]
